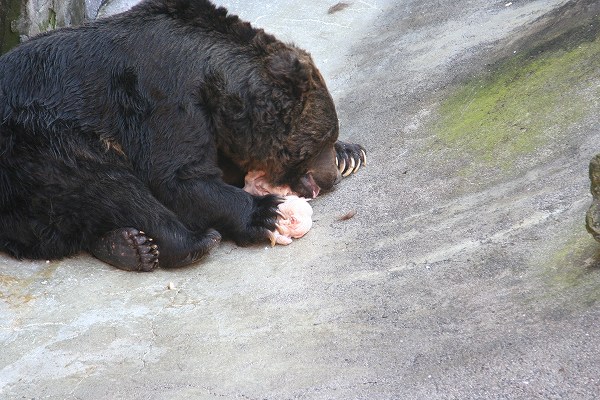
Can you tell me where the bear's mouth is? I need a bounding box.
[297,173,320,198]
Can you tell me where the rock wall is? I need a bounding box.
[0,0,103,54]
[0,0,22,53]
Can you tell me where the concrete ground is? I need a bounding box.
[2,0,600,398]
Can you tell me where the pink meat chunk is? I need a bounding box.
[272,195,313,245]
[243,170,293,196]
[243,170,313,245]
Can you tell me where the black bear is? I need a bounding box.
[0,0,366,271]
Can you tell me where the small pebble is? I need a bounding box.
[167,282,175,290]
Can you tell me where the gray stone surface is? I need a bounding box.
[1,0,98,53]
[2,0,600,398]
[18,0,86,39]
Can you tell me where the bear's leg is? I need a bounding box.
[1,160,221,271]
[82,180,223,271]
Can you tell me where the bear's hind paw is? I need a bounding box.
[90,228,159,272]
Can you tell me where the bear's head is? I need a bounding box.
[207,41,343,198]
[274,80,342,199]
[253,46,342,198]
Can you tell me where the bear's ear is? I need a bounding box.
[267,50,312,98]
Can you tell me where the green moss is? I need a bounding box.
[38,9,57,33]
[433,23,600,170]
[540,226,600,308]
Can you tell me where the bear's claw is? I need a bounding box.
[232,194,283,246]
[335,141,367,177]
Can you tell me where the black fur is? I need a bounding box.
[0,0,362,270]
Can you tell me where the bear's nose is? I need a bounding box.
[333,170,342,185]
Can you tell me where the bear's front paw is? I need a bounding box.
[335,141,367,177]
[242,194,283,245]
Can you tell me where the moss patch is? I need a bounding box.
[538,224,600,310]
[432,20,600,170]
[38,8,58,33]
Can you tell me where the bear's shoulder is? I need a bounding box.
[131,0,254,39]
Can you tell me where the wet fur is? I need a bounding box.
[0,0,345,269]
